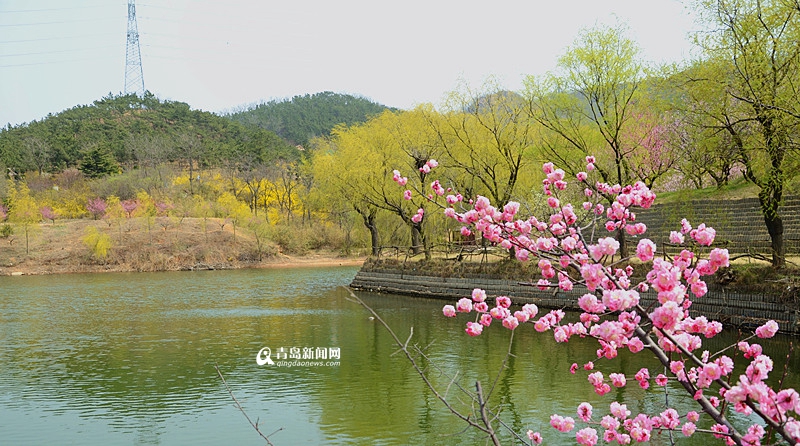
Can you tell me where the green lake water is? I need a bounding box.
[1,267,797,445]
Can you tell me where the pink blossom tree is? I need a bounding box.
[121,199,139,219]
[385,157,799,445]
[40,206,57,225]
[86,197,107,220]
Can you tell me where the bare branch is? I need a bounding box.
[214,363,283,446]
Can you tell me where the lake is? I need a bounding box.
[1,267,797,445]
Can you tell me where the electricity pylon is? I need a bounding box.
[124,0,145,96]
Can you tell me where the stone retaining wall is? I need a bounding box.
[630,196,800,256]
[350,268,800,335]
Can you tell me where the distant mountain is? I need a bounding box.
[226,91,397,147]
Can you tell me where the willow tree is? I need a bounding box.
[692,0,800,267]
[426,79,538,208]
[312,109,444,259]
[524,24,649,256]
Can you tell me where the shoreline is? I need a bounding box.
[2,253,366,276]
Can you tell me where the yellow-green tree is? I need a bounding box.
[6,180,39,254]
[524,23,649,256]
[83,225,112,261]
[215,192,250,243]
[313,108,446,259]
[690,0,800,267]
[430,78,539,207]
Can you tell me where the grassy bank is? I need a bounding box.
[0,217,364,275]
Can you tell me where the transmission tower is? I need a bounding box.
[124,0,145,96]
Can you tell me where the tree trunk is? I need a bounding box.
[616,227,628,259]
[411,223,430,260]
[764,211,785,268]
[362,213,380,257]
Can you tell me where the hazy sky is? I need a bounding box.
[1,0,700,127]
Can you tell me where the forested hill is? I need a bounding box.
[226,91,397,147]
[0,92,297,175]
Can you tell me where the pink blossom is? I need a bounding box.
[411,208,424,223]
[588,371,604,387]
[465,322,483,336]
[710,423,729,439]
[650,301,683,331]
[490,306,510,320]
[655,374,668,386]
[502,316,519,330]
[514,310,530,323]
[691,223,716,246]
[479,313,492,326]
[755,320,779,338]
[636,239,656,262]
[442,305,456,317]
[522,303,539,319]
[576,427,598,446]
[610,402,630,419]
[776,389,799,413]
[471,288,486,302]
[635,368,650,389]
[680,218,692,234]
[456,298,472,313]
[527,431,543,444]
[627,337,644,353]
[669,231,685,244]
[577,171,588,181]
[570,363,578,374]
[550,414,575,432]
[577,402,593,422]
[708,248,730,269]
[495,296,511,308]
[609,373,627,387]
[660,408,680,429]
[682,422,696,437]
[547,196,560,208]
[515,248,530,261]
[392,170,408,186]
[426,159,438,169]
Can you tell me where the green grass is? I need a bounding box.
[656,177,759,204]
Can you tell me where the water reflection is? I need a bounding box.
[0,268,797,445]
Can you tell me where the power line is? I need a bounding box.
[0,55,117,68]
[0,4,118,14]
[0,46,118,58]
[0,18,113,27]
[0,33,117,44]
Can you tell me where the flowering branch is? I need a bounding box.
[391,156,800,445]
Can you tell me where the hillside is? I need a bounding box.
[0,92,298,175]
[226,91,396,147]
